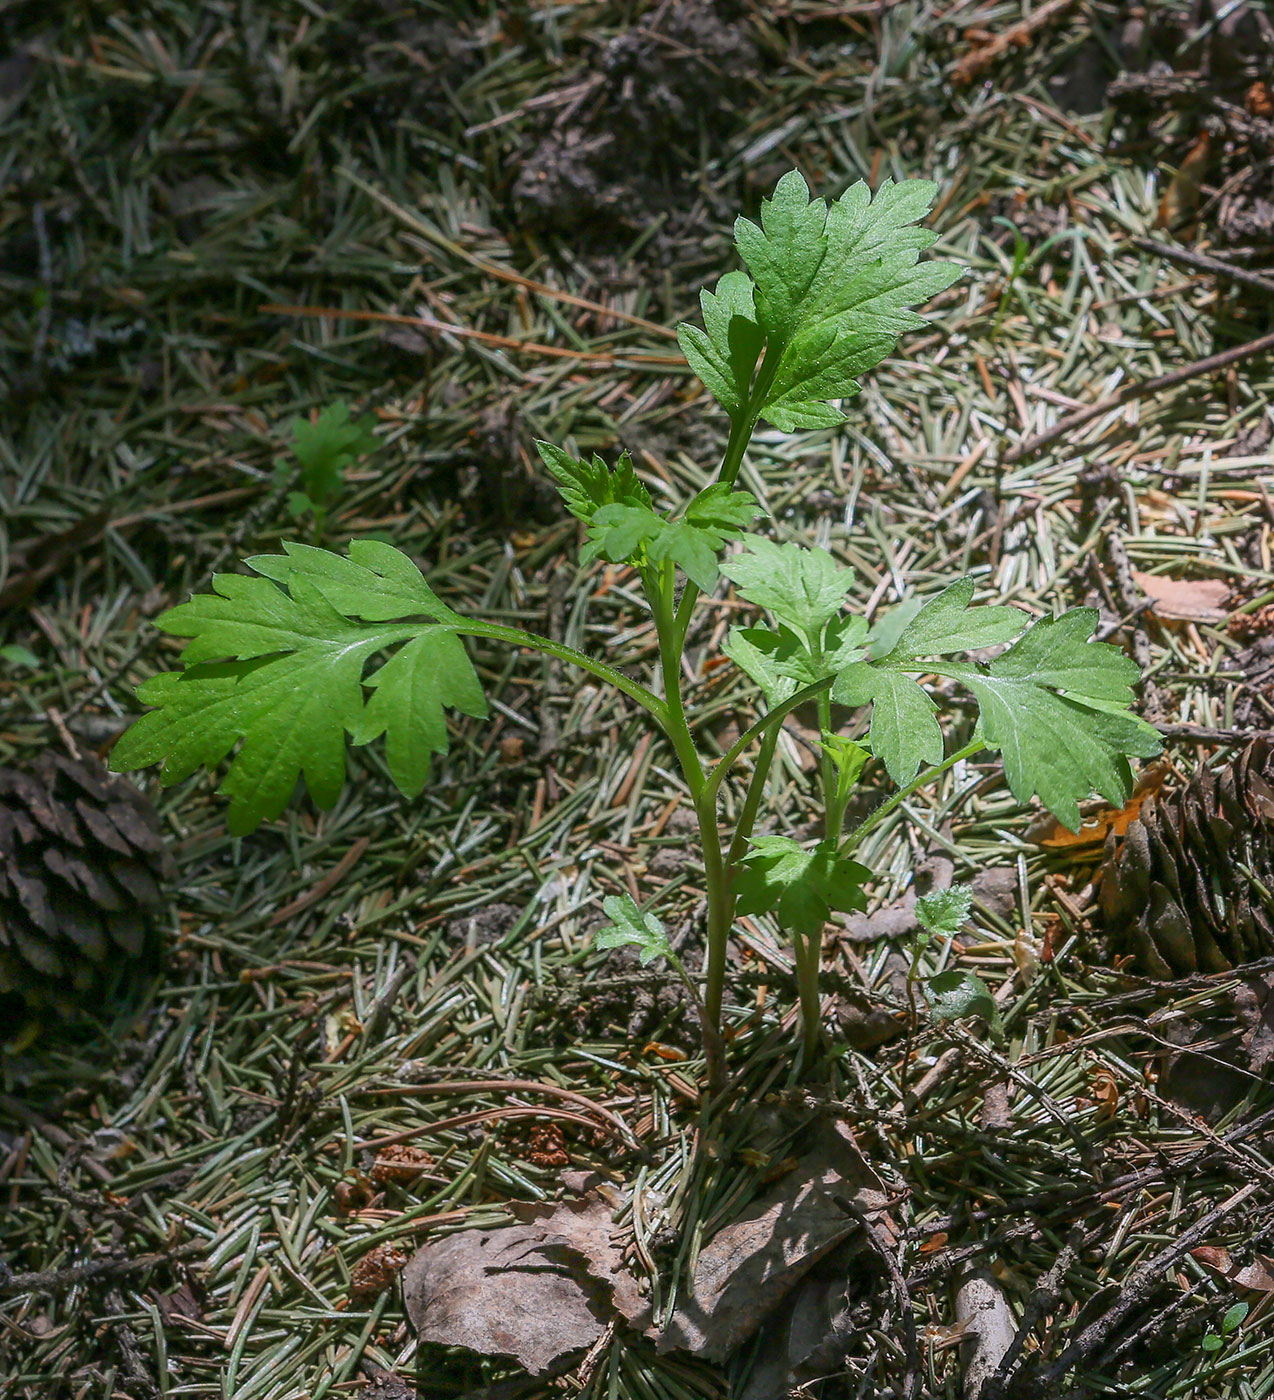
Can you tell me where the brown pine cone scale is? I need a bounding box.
[1100,738,1274,977]
[0,751,174,1019]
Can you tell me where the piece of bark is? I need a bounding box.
[955,1268,1017,1399]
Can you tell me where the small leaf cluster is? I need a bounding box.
[276,401,379,537]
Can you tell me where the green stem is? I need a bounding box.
[650,566,705,799]
[671,357,776,650]
[725,725,780,869]
[843,738,987,852]
[670,408,751,649]
[816,687,841,842]
[703,677,834,808]
[459,621,668,727]
[645,565,728,1089]
[792,929,823,1063]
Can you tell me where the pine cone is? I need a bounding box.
[1099,738,1274,977]
[0,752,174,1019]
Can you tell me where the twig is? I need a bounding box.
[261,303,684,368]
[360,955,418,1044]
[1032,1184,1261,1387]
[951,0,1076,86]
[956,1268,1017,1399]
[1157,723,1273,744]
[1133,238,1274,298]
[1002,328,1274,464]
[0,1093,113,1185]
[982,1239,1079,1400]
[362,1077,639,1146]
[836,1192,920,1400]
[0,1245,202,1299]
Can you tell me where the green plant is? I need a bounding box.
[111,171,1161,1087]
[275,400,379,539]
[1201,1301,1248,1357]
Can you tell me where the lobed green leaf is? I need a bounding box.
[585,485,761,591]
[914,884,973,942]
[594,895,677,967]
[111,543,488,833]
[734,835,870,937]
[535,443,651,524]
[721,537,856,640]
[934,609,1162,829]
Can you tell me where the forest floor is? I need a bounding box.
[4,1,1274,1397]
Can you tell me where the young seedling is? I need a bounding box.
[275,400,379,540]
[111,171,1161,1089]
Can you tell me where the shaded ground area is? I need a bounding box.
[3,1,1274,1397]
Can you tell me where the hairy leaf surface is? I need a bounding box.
[677,171,961,427]
[535,443,651,523]
[934,610,1162,829]
[594,895,677,967]
[585,485,760,590]
[676,271,765,415]
[880,578,1023,662]
[721,538,856,639]
[734,836,870,937]
[833,661,943,785]
[111,544,487,833]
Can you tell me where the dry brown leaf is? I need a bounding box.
[1156,131,1212,237]
[656,1121,891,1361]
[512,1174,647,1326]
[1192,1245,1274,1293]
[1132,569,1231,623]
[403,1176,645,1377]
[403,1224,605,1374]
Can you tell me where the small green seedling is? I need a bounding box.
[908,885,1001,1036]
[112,172,1160,1087]
[1201,1301,1249,1356]
[275,400,378,539]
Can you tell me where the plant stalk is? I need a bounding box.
[725,724,780,869]
[843,738,987,852]
[462,621,668,726]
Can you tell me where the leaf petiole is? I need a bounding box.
[843,737,987,851]
[703,676,834,808]
[457,620,668,725]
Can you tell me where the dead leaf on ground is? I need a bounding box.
[1191,1245,1274,1294]
[510,1172,647,1325]
[656,1120,892,1361]
[403,1174,643,1377]
[736,1236,864,1400]
[1030,764,1168,850]
[1155,131,1212,238]
[1132,569,1231,623]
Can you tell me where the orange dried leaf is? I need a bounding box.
[1034,764,1167,849]
[1155,132,1212,236]
[1132,570,1230,624]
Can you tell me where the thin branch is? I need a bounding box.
[1002,328,1274,464]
